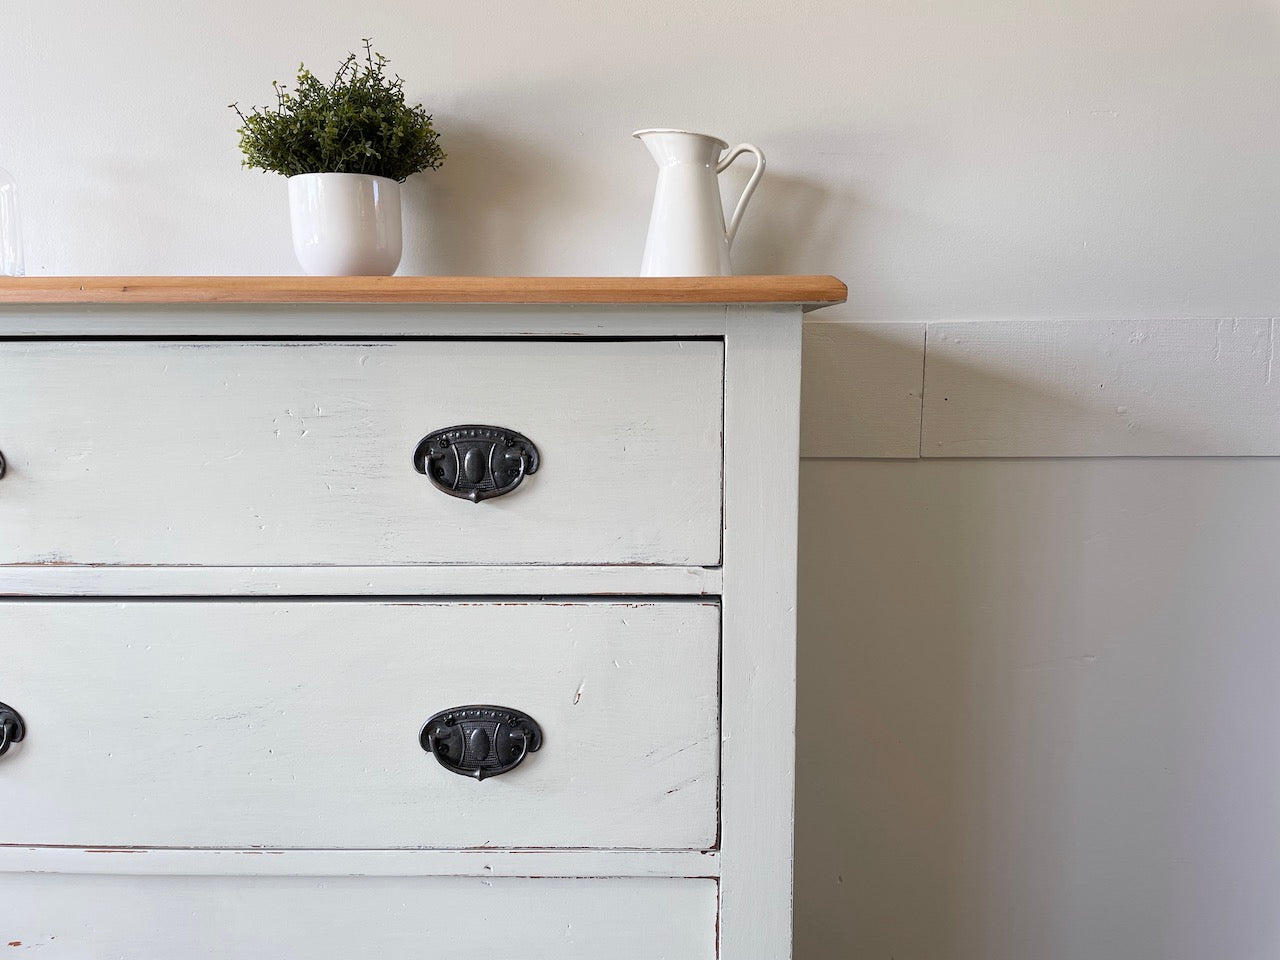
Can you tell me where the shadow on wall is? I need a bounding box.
[793,353,1280,958]
[731,171,860,278]
[800,320,925,459]
[397,120,865,278]
[399,122,578,275]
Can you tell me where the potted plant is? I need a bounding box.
[232,41,445,276]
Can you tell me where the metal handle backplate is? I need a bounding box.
[0,703,25,758]
[412,425,539,502]
[419,704,542,780]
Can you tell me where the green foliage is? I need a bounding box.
[231,41,445,182]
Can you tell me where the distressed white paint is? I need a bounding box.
[719,305,802,960]
[801,320,924,458]
[0,846,719,878]
[0,563,722,596]
[0,299,808,959]
[2,876,718,959]
[922,319,1280,457]
[0,600,720,849]
[0,339,723,565]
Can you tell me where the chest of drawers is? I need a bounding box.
[0,275,845,959]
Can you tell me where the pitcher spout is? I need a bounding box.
[633,128,729,165]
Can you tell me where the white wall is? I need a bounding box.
[798,458,1280,960]
[6,0,1280,320]
[8,2,1280,957]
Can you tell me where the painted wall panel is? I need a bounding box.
[796,457,1280,960]
[805,319,1280,460]
[801,320,924,458]
[921,319,1280,457]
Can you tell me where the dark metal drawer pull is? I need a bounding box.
[419,705,543,780]
[0,703,25,758]
[0,449,6,480]
[412,425,539,503]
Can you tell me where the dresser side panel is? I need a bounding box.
[719,305,802,960]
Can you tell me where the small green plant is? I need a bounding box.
[231,40,445,182]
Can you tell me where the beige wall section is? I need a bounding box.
[797,458,1280,960]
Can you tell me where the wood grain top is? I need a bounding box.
[0,275,846,309]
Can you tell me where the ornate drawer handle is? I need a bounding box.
[0,703,25,758]
[419,705,543,780]
[412,425,540,503]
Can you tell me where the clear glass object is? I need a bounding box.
[0,166,24,277]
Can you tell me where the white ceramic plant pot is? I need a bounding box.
[287,172,402,276]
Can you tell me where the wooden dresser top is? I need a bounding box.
[0,275,847,310]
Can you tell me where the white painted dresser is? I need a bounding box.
[0,275,845,959]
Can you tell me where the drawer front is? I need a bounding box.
[0,601,719,848]
[0,339,722,566]
[1,875,717,959]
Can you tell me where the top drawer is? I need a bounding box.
[0,339,723,566]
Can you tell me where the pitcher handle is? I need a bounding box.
[716,143,766,247]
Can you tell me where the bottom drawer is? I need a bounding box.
[1,875,717,959]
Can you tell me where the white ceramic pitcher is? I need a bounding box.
[634,129,765,276]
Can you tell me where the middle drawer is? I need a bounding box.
[0,600,719,849]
